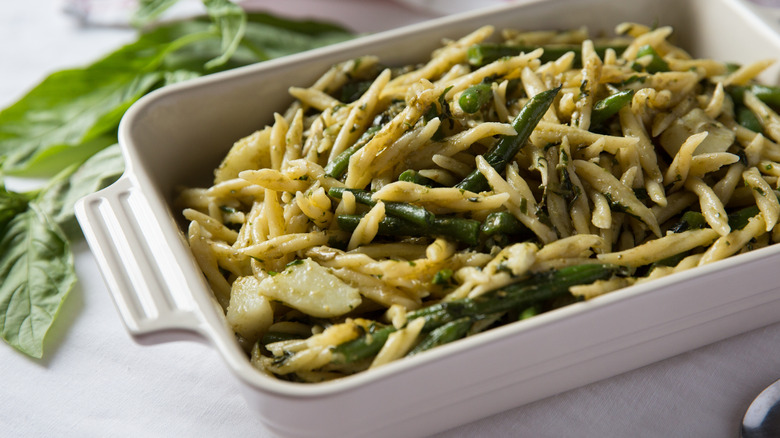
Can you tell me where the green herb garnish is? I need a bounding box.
[0,2,353,358]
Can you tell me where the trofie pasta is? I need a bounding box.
[177,23,780,382]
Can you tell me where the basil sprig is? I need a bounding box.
[0,4,353,357]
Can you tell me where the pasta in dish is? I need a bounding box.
[177,22,780,382]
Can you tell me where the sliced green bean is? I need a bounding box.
[336,214,481,246]
[429,217,481,246]
[737,106,764,133]
[650,251,689,270]
[728,205,760,231]
[340,80,372,103]
[750,84,780,108]
[518,306,539,320]
[634,44,669,73]
[324,125,380,179]
[406,317,472,356]
[459,82,493,113]
[467,43,628,67]
[331,263,621,364]
[398,169,439,187]
[406,263,619,330]
[456,86,561,193]
[729,84,780,109]
[590,89,634,127]
[480,211,528,237]
[432,268,454,285]
[329,187,434,227]
[725,85,770,133]
[331,324,395,364]
[668,211,707,234]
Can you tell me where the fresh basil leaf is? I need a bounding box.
[203,0,247,69]
[0,11,356,360]
[245,12,353,36]
[0,185,30,231]
[0,21,216,176]
[163,69,204,86]
[132,0,251,70]
[18,135,120,179]
[157,26,257,73]
[240,14,354,60]
[37,143,125,235]
[0,203,76,358]
[0,70,158,176]
[131,0,181,27]
[0,13,354,177]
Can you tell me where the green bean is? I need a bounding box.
[328,187,434,227]
[649,251,689,271]
[324,125,380,179]
[398,169,439,187]
[459,82,493,113]
[725,85,770,132]
[651,211,709,272]
[324,144,360,179]
[518,306,539,320]
[655,212,707,270]
[406,317,472,356]
[336,214,481,246]
[466,43,628,67]
[654,205,753,273]
[668,211,707,234]
[480,211,528,237]
[729,84,780,109]
[428,217,482,246]
[406,263,619,330]
[737,106,764,133]
[728,205,760,231]
[590,89,634,127]
[456,86,561,193]
[331,323,395,364]
[726,63,742,74]
[750,84,780,108]
[331,263,621,364]
[727,190,780,230]
[432,268,454,285]
[634,45,669,73]
[340,80,372,103]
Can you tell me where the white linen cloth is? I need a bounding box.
[2,1,780,437]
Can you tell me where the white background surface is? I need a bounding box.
[2,1,780,437]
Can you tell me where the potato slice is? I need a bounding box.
[659,108,735,156]
[260,258,362,318]
[226,276,274,343]
[214,128,273,183]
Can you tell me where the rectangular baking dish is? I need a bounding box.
[75,0,780,437]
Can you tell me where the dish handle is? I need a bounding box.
[75,176,206,345]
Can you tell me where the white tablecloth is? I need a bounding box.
[2,1,780,437]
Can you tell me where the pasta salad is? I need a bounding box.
[177,22,780,382]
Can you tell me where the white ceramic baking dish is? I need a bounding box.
[75,0,780,436]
